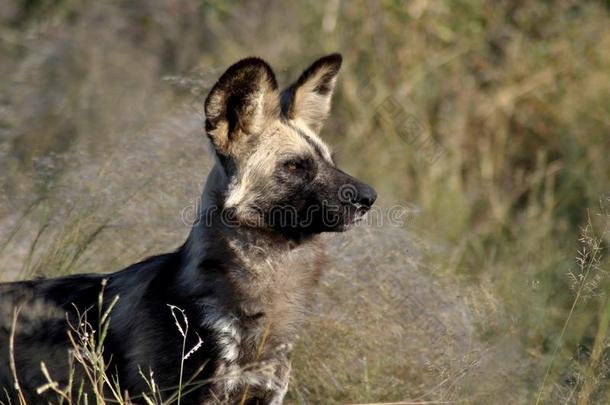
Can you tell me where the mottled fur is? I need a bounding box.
[0,54,376,404]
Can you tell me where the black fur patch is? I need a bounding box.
[0,249,222,404]
[205,57,278,132]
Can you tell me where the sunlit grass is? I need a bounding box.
[1,0,610,403]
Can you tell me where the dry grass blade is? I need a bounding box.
[8,307,26,405]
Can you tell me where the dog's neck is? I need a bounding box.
[178,162,325,332]
[182,162,321,284]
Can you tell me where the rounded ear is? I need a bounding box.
[205,57,280,157]
[280,53,342,135]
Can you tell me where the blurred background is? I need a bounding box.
[1,0,610,403]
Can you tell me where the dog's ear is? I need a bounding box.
[280,53,342,135]
[205,57,280,157]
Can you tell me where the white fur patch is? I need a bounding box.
[201,304,242,396]
[200,303,291,402]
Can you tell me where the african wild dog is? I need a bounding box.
[0,54,376,404]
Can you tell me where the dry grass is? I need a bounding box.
[1,0,610,403]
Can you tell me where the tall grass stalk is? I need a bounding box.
[36,279,122,405]
[535,217,604,404]
[8,307,26,405]
[577,294,610,404]
[167,304,203,405]
[167,305,188,405]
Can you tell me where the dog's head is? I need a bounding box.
[204,54,376,237]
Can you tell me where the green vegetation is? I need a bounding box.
[1,1,610,403]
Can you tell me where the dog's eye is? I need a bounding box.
[283,157,313,175]
[284,160,303,172]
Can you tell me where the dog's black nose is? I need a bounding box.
[356,185,377,208]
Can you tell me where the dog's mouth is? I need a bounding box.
[344,203,370,228]
[353,202,370,219]
[322,202,371,232]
